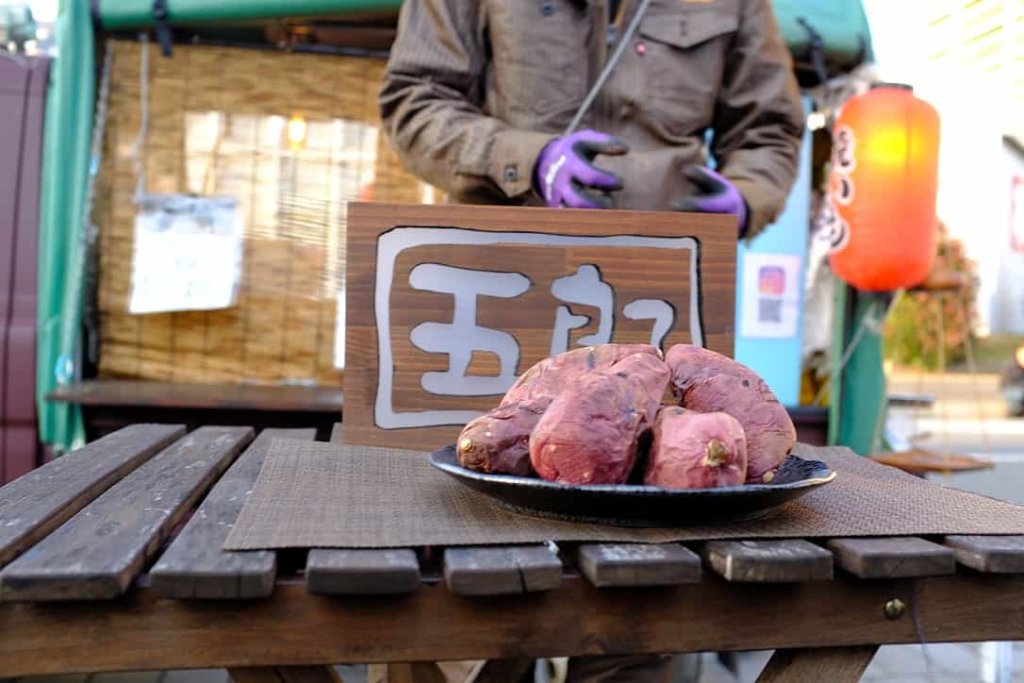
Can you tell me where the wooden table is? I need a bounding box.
[2,424,1024,683]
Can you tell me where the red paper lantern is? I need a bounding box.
[824,84,941,291]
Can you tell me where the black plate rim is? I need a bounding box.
[429,443,836,496]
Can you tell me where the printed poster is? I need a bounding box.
[740,253,802,339]
[128,194,243,314]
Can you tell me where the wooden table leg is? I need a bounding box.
[229,665,344,683]
[756,645,880,683]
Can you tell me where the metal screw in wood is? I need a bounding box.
[884,598,906,620]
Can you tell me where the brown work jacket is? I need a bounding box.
[380,0,805,237]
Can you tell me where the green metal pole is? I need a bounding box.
[98,0,403,29]
[827,280,847,446]
[834,285,888,455]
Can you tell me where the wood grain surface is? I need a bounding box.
[48,380,343,412]
[945,535,1024,573]
[756,645,879,683]
[0,427,253,601]
[344,202,735,449]
[150,428,315,599]
[306,549,421,596]
[228,665,344,683]
[703,540,834,582]
[3,576,1024,676]
[827,537,955,579]
[575,543,702,587]
[444,545,562,596]
[0,424,185,567]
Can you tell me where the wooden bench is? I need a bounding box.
[3,424,1023,682]
[46,380,830,449]
[46,379,343,442]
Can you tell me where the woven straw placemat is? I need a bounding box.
[223,440,1024,550]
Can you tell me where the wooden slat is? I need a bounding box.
[828,537,955,579]
[318,427,434,680]
[0,424,185,567]
[703,540,833,582]
[305,422,423,595]
[869,449,992,475]
[945,535,1024,574]
[575,543,701,587]
[150,428,316,599]
[0,426,253,601]
[5,576,1024,677]
[229,666,344,683]
[48,379,343,413]
[756,645,879,683]
[306,549,420,595]
[444,545,562,596]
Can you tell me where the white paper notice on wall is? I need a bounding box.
[740,253,802,339]
[128,194,243,314]
[333,287,346,370]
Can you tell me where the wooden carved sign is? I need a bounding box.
[344,202,736,449]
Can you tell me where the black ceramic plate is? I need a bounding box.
[429,445,836,526]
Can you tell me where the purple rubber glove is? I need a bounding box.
[675,166,750,237]
[533,129,628,209]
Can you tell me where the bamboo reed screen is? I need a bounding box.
[96,40,431,386]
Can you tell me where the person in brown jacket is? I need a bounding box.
[380,0,805,240]
[380,1,803,679]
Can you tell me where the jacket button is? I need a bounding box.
[504,165,519,182]
[541,2,555,16]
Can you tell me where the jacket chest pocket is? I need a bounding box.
[487,1,591,121]
[637,5,738,140]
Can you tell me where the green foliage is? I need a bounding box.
[882,229,977,371]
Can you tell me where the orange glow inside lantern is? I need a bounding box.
[825,83,941,292]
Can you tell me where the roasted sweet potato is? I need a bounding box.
[665,344,795,483]
[608,351,671,426]
[456,400,547,476]
[503,343,660,407]
[644,407,748,489]
[530,352,670,485]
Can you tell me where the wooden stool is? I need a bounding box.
[869,448,993,476]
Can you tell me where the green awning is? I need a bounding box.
[97,0,403,29]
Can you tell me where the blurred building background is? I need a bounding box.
[866,0,1024,336]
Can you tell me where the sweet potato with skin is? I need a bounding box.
[502,343,660,407]
[665,344,795,483]
[456,400,547,476]
[530,352,670,485]
[644,407,748,489]
[608,351,671,426]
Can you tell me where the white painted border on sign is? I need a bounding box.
[373,227,702,429]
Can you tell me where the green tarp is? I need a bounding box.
[36,0,94,453]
